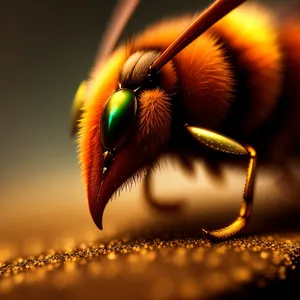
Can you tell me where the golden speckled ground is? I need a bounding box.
[0,234,300,300]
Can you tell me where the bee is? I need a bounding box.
[70,0,300,240]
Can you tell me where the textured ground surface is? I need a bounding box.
[0,233,300,300]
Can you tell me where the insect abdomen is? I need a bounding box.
[211,4,283,134]
[216,7,300,165]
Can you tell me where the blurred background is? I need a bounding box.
[1,0,300,262]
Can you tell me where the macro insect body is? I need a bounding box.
[70,0,300,240]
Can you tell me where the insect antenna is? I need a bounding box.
[150,0,247,73]
[93,0,140,71]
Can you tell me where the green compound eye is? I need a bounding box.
[101,89,137,151]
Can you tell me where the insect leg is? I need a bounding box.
[202,145,256,240]
[143,167,185,213]
[186,126,257,240]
